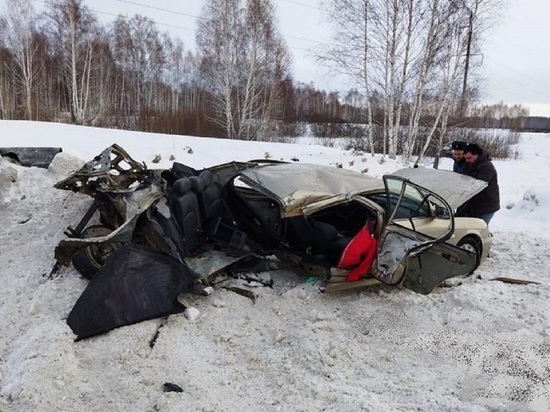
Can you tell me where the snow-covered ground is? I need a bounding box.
[1,120,549,411]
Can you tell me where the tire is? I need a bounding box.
[71,247,102,280]
[71,225,120,279]
[457,235,482,272]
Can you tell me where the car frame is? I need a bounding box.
[53,145,493,338]
[54,145,491,293]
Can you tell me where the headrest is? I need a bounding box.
[199,170,214,186]
[172,178,192,194]
[189,175,206,192]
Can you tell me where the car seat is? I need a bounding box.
[312,221,352,265]
[190,170,247,250]
[170,177,202,255]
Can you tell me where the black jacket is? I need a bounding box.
[461,151,500,217]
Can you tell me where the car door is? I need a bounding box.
[371,175,477,294]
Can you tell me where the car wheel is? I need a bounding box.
[457,235,481,271]
[71,225,120,279]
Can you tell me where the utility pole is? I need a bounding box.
[461,9,473,117]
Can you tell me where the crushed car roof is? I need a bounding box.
[389,167,488,211]
[239,162,384,215]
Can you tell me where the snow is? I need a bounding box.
[1,120,549,411]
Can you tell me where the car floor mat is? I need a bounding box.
[67,245,196,340]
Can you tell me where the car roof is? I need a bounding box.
[389,167,488,211]
[239,162,384,215]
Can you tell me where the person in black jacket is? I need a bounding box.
[451,140,467,173]
[459,143,500,225]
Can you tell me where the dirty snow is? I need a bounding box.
[1,120,549,411]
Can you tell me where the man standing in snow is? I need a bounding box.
[451,140,467,173]
[459,143,500,225]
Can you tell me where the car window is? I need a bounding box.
[309,199,378,236]
[381,179,431,219]
[382,176,454,242]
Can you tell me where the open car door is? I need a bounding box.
[371,174,477,294]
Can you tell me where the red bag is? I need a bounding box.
[337,225,378,282]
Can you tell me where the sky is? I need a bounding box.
[1,120,550,410]
[3,0,548,115]
[482,0,550,115]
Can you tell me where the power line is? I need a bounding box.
[484,54,550,91]
[33,0,328,47]
[115,0,199,20]
[483,56,550,98]
[31,0,197,33]
[38,0,544,95]
[483,69,550,103]
[111,0,327,45]
[280,0,319,9]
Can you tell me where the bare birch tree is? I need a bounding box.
[163,37,185,112]
[321,0,504,159]
[3,0,41,120]
[179,51,204,112]
[0,17,9,119]
[46,0,99,124]
[415,0,503,165]
[320,0,418,158]
[111,14,166,114]
[240,0,290,140]
[318,0,376,154]
[197,0,290,139]
[403,0,452,161]
[197,0,242,138]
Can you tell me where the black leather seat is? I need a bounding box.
[312,221,351,265]
[190,170,226,232]
[170,177,202,255]
[190,170,247,250]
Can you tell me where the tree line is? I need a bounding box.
[0,0,538,157]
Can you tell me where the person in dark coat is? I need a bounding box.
[459,143,500,225]
[451,140,467,173]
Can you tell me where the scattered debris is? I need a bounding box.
[184,307,200,321]
[163,382,183,393]
[149,317,168,348]
[489,277,540,285]
[0,147,62,168]
[437,281,458,288]
[222,286,257,302]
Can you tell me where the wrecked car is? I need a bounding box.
[223,161,492,293]
[53,145,492,338]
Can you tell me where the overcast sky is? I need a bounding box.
[8,0,550,116]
